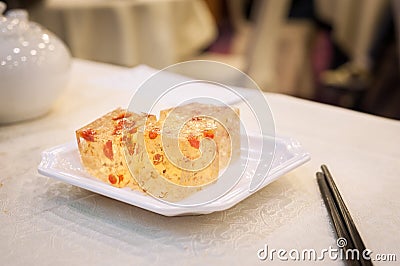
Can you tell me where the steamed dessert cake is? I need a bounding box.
[75,103,241,200]
[76,108,155,189]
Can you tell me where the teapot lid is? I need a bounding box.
[0,2,32,36]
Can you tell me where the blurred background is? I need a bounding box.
[3,0,400,119]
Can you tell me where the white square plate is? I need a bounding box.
[38,136,310,216]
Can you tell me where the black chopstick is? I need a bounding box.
[317,173,359,266]
[321,165,372,265]
[316,173,355,245]
[317,165,373,266]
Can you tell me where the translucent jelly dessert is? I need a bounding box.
[76,103,240,201]
[159,103,240,168]
[76,108,155,189]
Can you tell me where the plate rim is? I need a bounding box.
[38,136,310,216]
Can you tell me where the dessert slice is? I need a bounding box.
[76,108,155,189]
[130,112,220,201]
[75,103,240,202]
[159,102,240,168]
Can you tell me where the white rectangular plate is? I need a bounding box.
[38,136,310,216]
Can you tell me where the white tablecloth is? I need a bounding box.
[29,0,216,68]
[0,59,399,265]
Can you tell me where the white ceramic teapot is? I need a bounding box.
[0,2,71,124]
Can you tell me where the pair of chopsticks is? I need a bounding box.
[317,165,373,266]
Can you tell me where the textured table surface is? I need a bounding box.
[0,59,399,265]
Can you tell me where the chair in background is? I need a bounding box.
[318,0,400,120]
[195,0,316,99]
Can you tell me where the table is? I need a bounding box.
[0,59,399,265]
[29,0,216,68]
